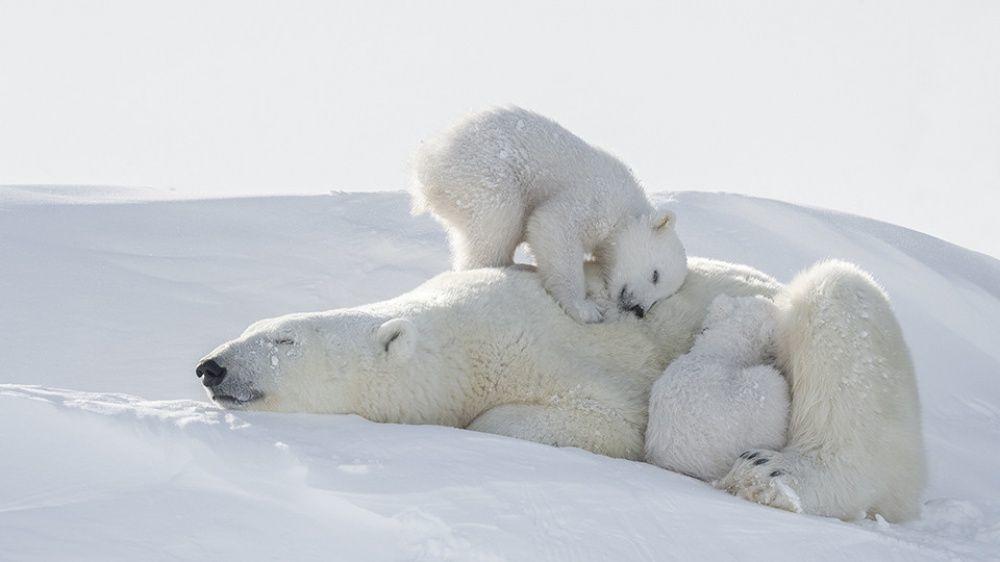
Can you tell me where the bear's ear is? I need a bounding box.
[652,210,676,233]
[376,318,417,359]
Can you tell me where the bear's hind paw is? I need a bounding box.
[714,450,803,514]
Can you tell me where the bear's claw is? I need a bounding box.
[715,449,803,514]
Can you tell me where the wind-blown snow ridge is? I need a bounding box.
[3,384,997,561]
[1,186,998,561]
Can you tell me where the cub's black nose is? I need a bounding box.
[617,286,644,318]
[196,358,227,387]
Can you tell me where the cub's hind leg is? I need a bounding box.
[451,197,527,270]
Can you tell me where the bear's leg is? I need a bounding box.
[525,204,601,323]
[467,403,644,460]
[714,449,804,513]
[716,261,925,522]
[714,447,869,516]
[452,198,526,270]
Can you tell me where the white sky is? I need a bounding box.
[2,1,998,258]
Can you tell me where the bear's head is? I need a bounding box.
[601,210,687,319]
[195,309,419,414]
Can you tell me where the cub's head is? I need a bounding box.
[195,310,418,414]
[603,210,687,318]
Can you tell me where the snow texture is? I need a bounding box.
[1,186,999,561]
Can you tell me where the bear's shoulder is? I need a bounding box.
[639,258,781,366]
[686,257,781,296]
[646,257,781,314]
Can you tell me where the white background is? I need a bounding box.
[1,0,998,257]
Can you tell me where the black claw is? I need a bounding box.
[739,451,751,459]
[769,470,785,477]
[746,452,759,460]
[753,458,769,465]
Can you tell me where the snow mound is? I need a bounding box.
[2,186,998,561]
[0,184,176,205]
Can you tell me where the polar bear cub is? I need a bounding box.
[412,106,687,323]
[645,294,790,482]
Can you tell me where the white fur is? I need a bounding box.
[715,260,926,522]
[645,295,789,482]
[411,106,687,323]
[199,258,924,521]
[200,258,777,460]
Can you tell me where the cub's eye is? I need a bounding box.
[652,270,660,284]
[274,338,295,345]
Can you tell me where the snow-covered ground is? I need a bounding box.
[2,186,998,561]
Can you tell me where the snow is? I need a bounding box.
[2,185,999,561]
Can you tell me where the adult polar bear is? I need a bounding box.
[197,258,925,522]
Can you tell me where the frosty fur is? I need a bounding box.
[411,106,687,323]
[201,258,924,521]
[716,261,926,522]
[645,294,790,483]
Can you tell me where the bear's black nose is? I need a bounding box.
[196,358,227,388]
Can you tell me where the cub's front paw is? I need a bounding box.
[714,450,802,514]
[564,299,605,324]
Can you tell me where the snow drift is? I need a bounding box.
[1,186,998,561]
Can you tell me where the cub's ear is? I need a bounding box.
[376,318,417,359]
[652,210,676,232]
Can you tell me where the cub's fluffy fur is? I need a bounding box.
[645,295,789,482]
[412,106,686,323]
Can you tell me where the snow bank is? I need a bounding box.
[1,186,998,560]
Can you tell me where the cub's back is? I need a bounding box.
[414,106,638,207]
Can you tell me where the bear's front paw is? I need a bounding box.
[564,299,605,324]
[714,450,802,514]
